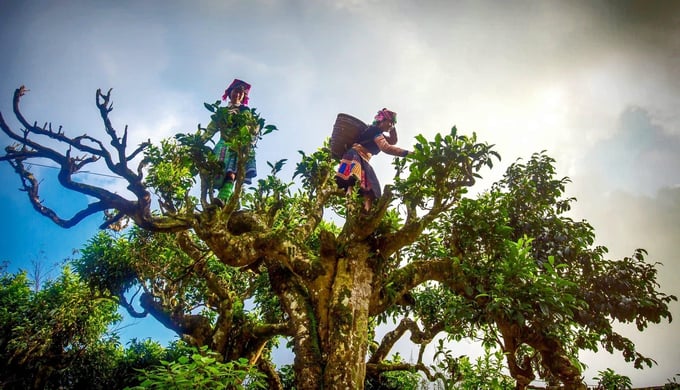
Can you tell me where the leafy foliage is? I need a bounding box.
[665,374,680,389]
[74,231,137,297]
[0,264,264,390]
[0,266,121,389]
[130,345,267,390]
[365,353,425,390]
[433,346,514,390]
[392,127,499,211]
[143,138,200,209]
[402,152,676,386]
[593,368,633,390]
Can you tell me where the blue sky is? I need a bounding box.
[1,0,679,386]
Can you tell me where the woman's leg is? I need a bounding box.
[363,195,372,211]
[218,172,237,201]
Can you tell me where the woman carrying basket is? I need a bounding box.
[335,108,410,211]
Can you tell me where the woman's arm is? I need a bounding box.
[383,127,398,145]
[374,134,409,157]
[201,120,218,143]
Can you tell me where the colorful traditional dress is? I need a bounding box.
[335,124,408,199]
[205,78,260,201]
[210,105,258,187]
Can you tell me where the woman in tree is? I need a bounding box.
[335,108,410,211]
[206,79,259,201]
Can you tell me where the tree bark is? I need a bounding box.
[321,249,374,389]
[267,238,377,389]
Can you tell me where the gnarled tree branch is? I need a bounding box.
[0,86,189,232]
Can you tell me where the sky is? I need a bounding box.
[1,0,679,386]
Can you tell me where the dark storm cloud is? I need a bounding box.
[592,0,680,37]
[589,2,680,65]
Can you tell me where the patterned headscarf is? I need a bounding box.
[373,108,397,125]
[222,79,251,105]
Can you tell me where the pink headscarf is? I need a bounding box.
[373,108,397,125]
[222,79,251,105]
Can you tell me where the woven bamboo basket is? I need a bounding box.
[330,113,367,159]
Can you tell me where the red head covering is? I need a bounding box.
[373,108,397,125]
[222,79,251,105]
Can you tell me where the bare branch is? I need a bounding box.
[117,292,148,319]
[369,317,445,365]
[127,139,151,161]
[252,322,294,339]
[176,231,232,302]
[366,361,446,383]
[4,157,108,228]
[1,86,190,232]
[369,258,467,316]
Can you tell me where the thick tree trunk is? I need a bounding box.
[321,253,374,389]
[272,242,375,389]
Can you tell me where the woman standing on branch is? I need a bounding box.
[336,108,410,211]
[205,79,259,201]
